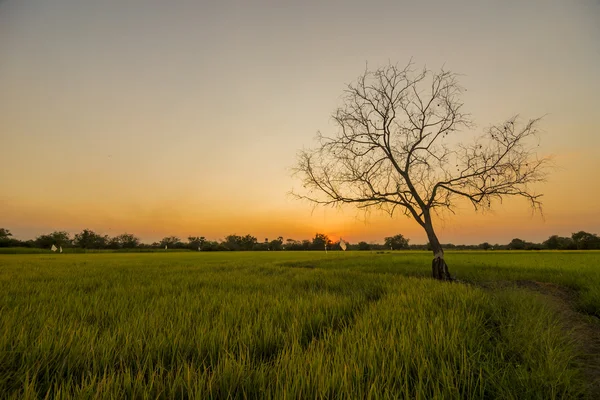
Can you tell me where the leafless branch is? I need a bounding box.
[292,61,549,275]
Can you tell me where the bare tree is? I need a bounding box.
[293,61,548,280]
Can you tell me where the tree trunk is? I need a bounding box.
[424,218,453,281]
[431,255,452,281]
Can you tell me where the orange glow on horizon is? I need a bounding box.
[1,1,598,245]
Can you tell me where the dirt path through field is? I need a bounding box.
[482,280,600,398]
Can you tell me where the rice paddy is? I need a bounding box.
[1,251,599,399]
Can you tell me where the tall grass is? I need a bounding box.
[0,247,191,254]
[0,251,597,398]
[300,250,600,316]
[0,247,51,254]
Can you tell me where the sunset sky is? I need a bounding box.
[1,0,599,245]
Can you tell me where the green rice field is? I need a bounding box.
[1,251,599,399]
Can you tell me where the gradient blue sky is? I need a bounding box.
[1,0,599,244]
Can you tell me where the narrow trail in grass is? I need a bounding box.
[480,280,600,398]
[298,286,386,350]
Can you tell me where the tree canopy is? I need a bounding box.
[294,61,549,279]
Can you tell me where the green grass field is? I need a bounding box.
[1,251,599,399]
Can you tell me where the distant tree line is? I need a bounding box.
[403,231,600,251]
[0,228,598,251]
[0,229,407,252]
